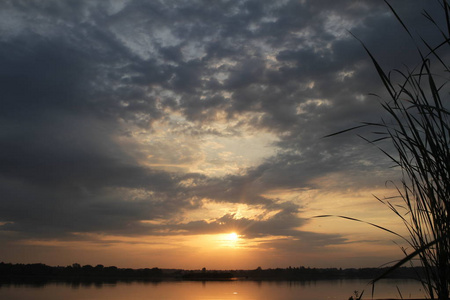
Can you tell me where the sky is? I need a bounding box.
[0,0,447,270]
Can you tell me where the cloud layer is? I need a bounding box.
[0,0,445,267]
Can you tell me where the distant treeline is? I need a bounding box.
[0,262,424,284]
[233,266,424,280]
[0,262,164,283]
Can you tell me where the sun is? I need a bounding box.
[227,232,239,241]
[215,232,241,248]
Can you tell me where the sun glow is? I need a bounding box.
[216,232,240,248]
[227,232,239,242]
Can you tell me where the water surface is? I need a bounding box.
[0,279,425,300]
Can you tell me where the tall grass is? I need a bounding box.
[328,1,450,299]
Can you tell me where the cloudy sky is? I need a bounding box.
[0,0,446,269]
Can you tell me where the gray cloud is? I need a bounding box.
[0,0,443,260]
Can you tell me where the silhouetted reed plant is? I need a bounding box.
[328,1,450,299]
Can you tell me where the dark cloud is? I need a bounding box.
[0,0,443,263]
[142,201,347,248]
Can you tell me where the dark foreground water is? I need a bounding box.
[0,279,425,300]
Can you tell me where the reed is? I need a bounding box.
[327,1,450,299]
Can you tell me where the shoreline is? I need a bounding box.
[0,262,425,286]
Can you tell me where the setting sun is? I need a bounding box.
[215,232,241,248]
[227,232,239,242]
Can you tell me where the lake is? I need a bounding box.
[0,279,425,300]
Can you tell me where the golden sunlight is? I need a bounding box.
[226,232,239,242]
[217,232,240,248]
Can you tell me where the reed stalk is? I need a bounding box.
[327,1,450,299]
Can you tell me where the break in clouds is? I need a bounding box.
[0,0,445,254]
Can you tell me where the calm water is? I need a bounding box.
[0,279,425,300]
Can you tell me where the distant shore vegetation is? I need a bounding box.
[0,262,425,285]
